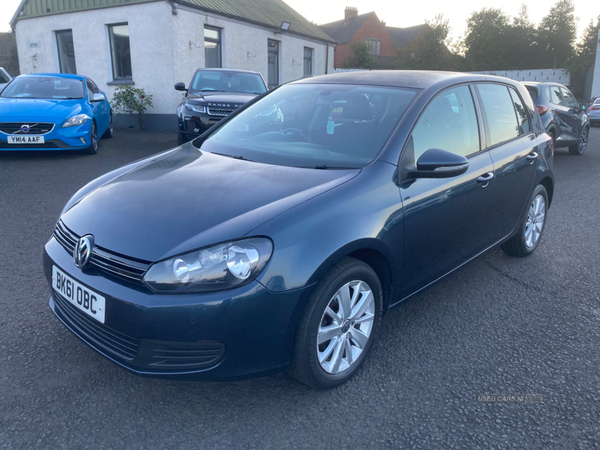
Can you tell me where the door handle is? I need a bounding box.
[476,172,494,187]
[526,152,539,164]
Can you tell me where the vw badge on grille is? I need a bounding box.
[21,124,31,133]
[73,235,94,269]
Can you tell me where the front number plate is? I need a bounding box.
[8,135,45,144]
[52,266,106,323]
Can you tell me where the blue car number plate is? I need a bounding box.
[8,135,45,144]
[52,266,106,323]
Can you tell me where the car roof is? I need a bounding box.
[293,70,521,90]
[522,81,567,88]
[17,73,87,81]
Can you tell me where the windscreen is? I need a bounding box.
[0,77,85,99]
[201,83,418,168]
[189,71,267,95]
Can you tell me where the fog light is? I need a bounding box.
[80,137,86,144]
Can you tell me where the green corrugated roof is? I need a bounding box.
[178,0,334,42]
[11,0,334,43]
[12,0,155,24]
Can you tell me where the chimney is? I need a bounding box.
[345,7,358,21]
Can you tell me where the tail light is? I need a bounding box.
[536,105,548,116]
[589,106,600,111]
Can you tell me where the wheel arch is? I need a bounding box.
[539,176,554,206]
[306,239,398,314]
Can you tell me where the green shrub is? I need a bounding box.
[110,85,153,130]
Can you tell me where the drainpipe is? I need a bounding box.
[325,43,329,74]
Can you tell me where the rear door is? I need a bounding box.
[475,83,538,241]
[399,85,496,297]
[547,85,576,145]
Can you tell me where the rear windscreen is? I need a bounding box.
[525,86,539,101]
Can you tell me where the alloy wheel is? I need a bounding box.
[579,128,588,153]
[525,194,546,248]
[91,123,98,151]
[317,280,375,374]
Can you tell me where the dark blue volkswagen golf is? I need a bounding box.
[44,71,554,388]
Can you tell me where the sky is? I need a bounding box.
[0,0,597,42]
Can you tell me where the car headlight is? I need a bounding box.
[185,102,206,113]
[142,238,273,293]
[62,114,90,128]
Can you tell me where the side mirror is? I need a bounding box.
[92,93,106,102]
[174,82,187,92]
[410,148,469,179]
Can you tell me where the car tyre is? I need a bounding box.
[568,127,588,155]
[501,184,548,257]
[84,121,99,155]
[102,113,114,139]
[288,257,382,389]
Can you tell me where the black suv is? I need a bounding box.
[523,82,589,155]
[175,69,267,144]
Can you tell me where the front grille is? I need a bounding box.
[207,105,237,117]
[53,291,140,361]
[54,220,151,283]
[142,341,226,370]
[0,122,54,134]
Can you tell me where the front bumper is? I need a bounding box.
[43,236,309,380]
[0,122,91,151]
[178,111,223,141]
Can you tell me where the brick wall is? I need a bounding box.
[335,13,396,68]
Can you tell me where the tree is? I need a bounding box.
[537,0,577,68]
[343,41,374,69]
[463,8,511,71]
[566,16,600,98]
[396,15,458,70]
[504,4,539,69]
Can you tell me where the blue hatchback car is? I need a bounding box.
[0,73,112,154]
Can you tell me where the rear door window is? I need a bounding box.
[410,85,480,160]
[509,88,531,135]
[548,86,562,105]
[478,84,519,146]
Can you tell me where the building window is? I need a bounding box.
[56,30,77,74]
[364,39,381,56]
[204,26,222,68]
[303,47,313,76]
[268,40,280,88]
[108,23,132,81]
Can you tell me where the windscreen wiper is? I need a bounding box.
[304,165,358,170]
[211,152,253,162]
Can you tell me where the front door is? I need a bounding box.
[56,30,77,74]
[267,40,280,89]
[399,85,495,298]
